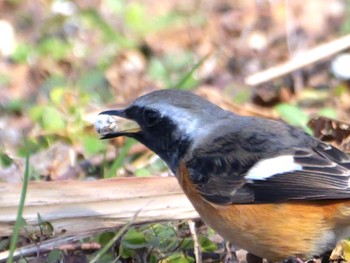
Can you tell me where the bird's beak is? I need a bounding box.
[95,110,141,139]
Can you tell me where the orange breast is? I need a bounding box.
[177,163,350,262]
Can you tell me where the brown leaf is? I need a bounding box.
[105,50,147,104]
[308,116,350,152]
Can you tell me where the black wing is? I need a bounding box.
[186,128,350,204]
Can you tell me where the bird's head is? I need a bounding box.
[95,89,229,172]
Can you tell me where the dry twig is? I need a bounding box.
[188,219,202,263]
[245,34,350,86]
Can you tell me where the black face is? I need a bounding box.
[119,105,192,172]
[98,89,229,172]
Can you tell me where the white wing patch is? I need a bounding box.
[245,155,302,180]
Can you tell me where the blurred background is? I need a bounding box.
[1,0,350,262]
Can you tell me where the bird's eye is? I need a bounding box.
[143,109,161,127]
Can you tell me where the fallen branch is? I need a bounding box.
[0,177,198,261]
[245,34,350,86]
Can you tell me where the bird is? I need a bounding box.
[95,89,350,262]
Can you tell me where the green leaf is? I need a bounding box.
[90,254,115,263]
[342,240,350,261]
[147,58,171,87]
[97,232,115,246]
[125,3,146,31]
[77,70,112,102]
[50,87,66,105]
[0,73,10,86]
[317,107,337,119]
[90,210,141,263]
[232,89,251,104]
[0,239,10,251]
[47,249,62,263]
[275,103,311,133]
[11,43,33,63]
[134,168,151,177]
[41,75,67,92]
[104,0,124,14]
[39,38,70,60]
[37,213,54,238]
[151,12,187,32]
[0,153,13,167]
[199,236,217,252]
[28,105,45,122]
[166,253,194,263]
[78,70,106,90]
[334,84,348,96]
[80,9,114,40]
[180,238,193,250]
[341,3,350,34]
[124,2,191,35]
[151,224,176,242]
[119,245,134,259]
[42,107,66,131]
[82,135,106,155]
[122,228,148,249]
[2,99,25,113]
[148,255,157,263]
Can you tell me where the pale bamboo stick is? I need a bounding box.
[245,34,350,86]
[0,177,198,260]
